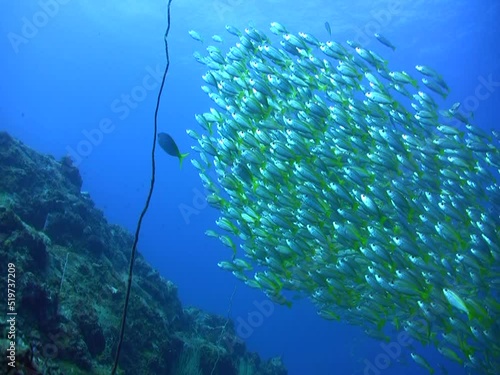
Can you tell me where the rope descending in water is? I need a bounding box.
[111,0,174,373]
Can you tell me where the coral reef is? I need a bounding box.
[0,132,287,375]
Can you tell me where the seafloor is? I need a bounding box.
[0,131,287,375]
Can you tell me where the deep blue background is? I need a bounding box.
[2,1,499,374]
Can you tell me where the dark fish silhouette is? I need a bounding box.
[374,33,396,51]
[324,21,332,36]
[158,132,188,168]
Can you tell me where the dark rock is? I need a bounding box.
[74,305,106,357]
[43,209,85,245]
[0,206,24,233]
[263,355,288,375]
[56,321,93,371]
[84,233,106,256]
[20,279,58,326]
[0,208,49,269]
[59,155,83,191]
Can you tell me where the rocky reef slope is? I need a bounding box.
[0,131,287,375]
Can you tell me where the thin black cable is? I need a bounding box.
[111,1,173,373]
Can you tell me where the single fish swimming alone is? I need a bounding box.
[212,34,224,43]
[374,33,396,51]
[158,132,188,168]
[324,21,332,36]
[188,30,203,43]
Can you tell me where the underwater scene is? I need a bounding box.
[1,0,499,374]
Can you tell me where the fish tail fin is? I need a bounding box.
[179,153,189,169]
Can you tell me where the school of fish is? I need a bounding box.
[186,22,500,374]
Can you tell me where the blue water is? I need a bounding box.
[2,1,499,374]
